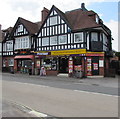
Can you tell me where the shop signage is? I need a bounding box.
[86,52,104,56]
[69,60,73,73]
[37,52,49,55]
[87,58,92,76]
[93,63,98,70]
[51,49,86,56]
[99,60,104,67]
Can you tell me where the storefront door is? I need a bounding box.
[59,57,68,73]
[92,57,99,75]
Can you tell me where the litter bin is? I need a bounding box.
[29,69,32,75]
[75,71,83,78]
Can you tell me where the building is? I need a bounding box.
[1,3,113,77]
[35,3,113,77]
[2,27,14,73]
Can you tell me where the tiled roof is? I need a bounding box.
[18,17,39,34]
[65,9,101,31]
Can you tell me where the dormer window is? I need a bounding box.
[95,15,99,24]
[18,24,23,32]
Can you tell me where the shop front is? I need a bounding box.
[34,49,106,77]
[14,55,35,74]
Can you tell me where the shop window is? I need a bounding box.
[74,57,82,65]
[3,59,7,67]
[43,58,57,70]
[8,59,14,66]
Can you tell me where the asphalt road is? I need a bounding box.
[1,73,118,96]
[1,73,118,117]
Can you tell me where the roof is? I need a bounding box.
[18,17,39,34]
[65,9,101,31]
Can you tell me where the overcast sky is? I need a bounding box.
[0,0,119,51]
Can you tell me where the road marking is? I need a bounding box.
[11,81,50,88]
[74,90,118,97]
[5,99,48,117]
[29,110,48,117]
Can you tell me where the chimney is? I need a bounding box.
[0,24,2,41]
[81,3,88,11]
[41,7,49,22]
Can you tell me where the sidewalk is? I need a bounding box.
[2,72,119,88]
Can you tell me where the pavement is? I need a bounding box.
[1,72,119,88]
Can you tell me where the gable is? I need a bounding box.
[14,23,29,37]
[38,6,71,37]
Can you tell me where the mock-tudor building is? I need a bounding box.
[2,3,113,77]
[35,4,113,77]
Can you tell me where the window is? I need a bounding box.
[74,32,83,43]
[6,41,13,51]
[42,37,49,46]
[91,32,98,41]
[50,16,57,26]
[15,36,30,49]
[96,15,99,24]
[103,33,108,45]
[50,36,57,45]
[18,25,23,32]
[8,59,14,66]
[59,35,67,44]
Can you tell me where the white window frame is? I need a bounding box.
[59,35,67,44]
[74,32,83,43]
[18,25,23,32]
[50,36,57,45]
[50,16,57,26]
[42,37,49,46]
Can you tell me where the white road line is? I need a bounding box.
[29,110,48,117]
[74,90,118,97]
[10,81,50,88]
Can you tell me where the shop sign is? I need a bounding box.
[37,52,49,55]
[20,51,27,54]
[36,60,40,67]
[86,52,104,56]
[87,58,92,76]
[69,60,73,73]
[99,60,104,67]
[51,49,86,56]
[93,63,98,70]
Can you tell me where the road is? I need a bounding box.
[1,73,119,117]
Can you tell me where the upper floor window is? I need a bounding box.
[74,32,83,43]
[18,25,23,32]
[15,36,30,49]
[50,36,57,45]
[103,33,108,45]
[96,15,99,24]
[59,35,67,44]
[6,41,13,51]
[91,32,98,41]
[42,37,49,46]
[50,16,57,26]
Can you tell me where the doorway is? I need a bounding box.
[92,57,99,75]
[59,57,68,73]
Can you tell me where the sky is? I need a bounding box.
[0,0,119,51]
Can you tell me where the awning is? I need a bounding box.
[14,55,34,59]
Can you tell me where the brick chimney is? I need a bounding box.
[41,7,49,22]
